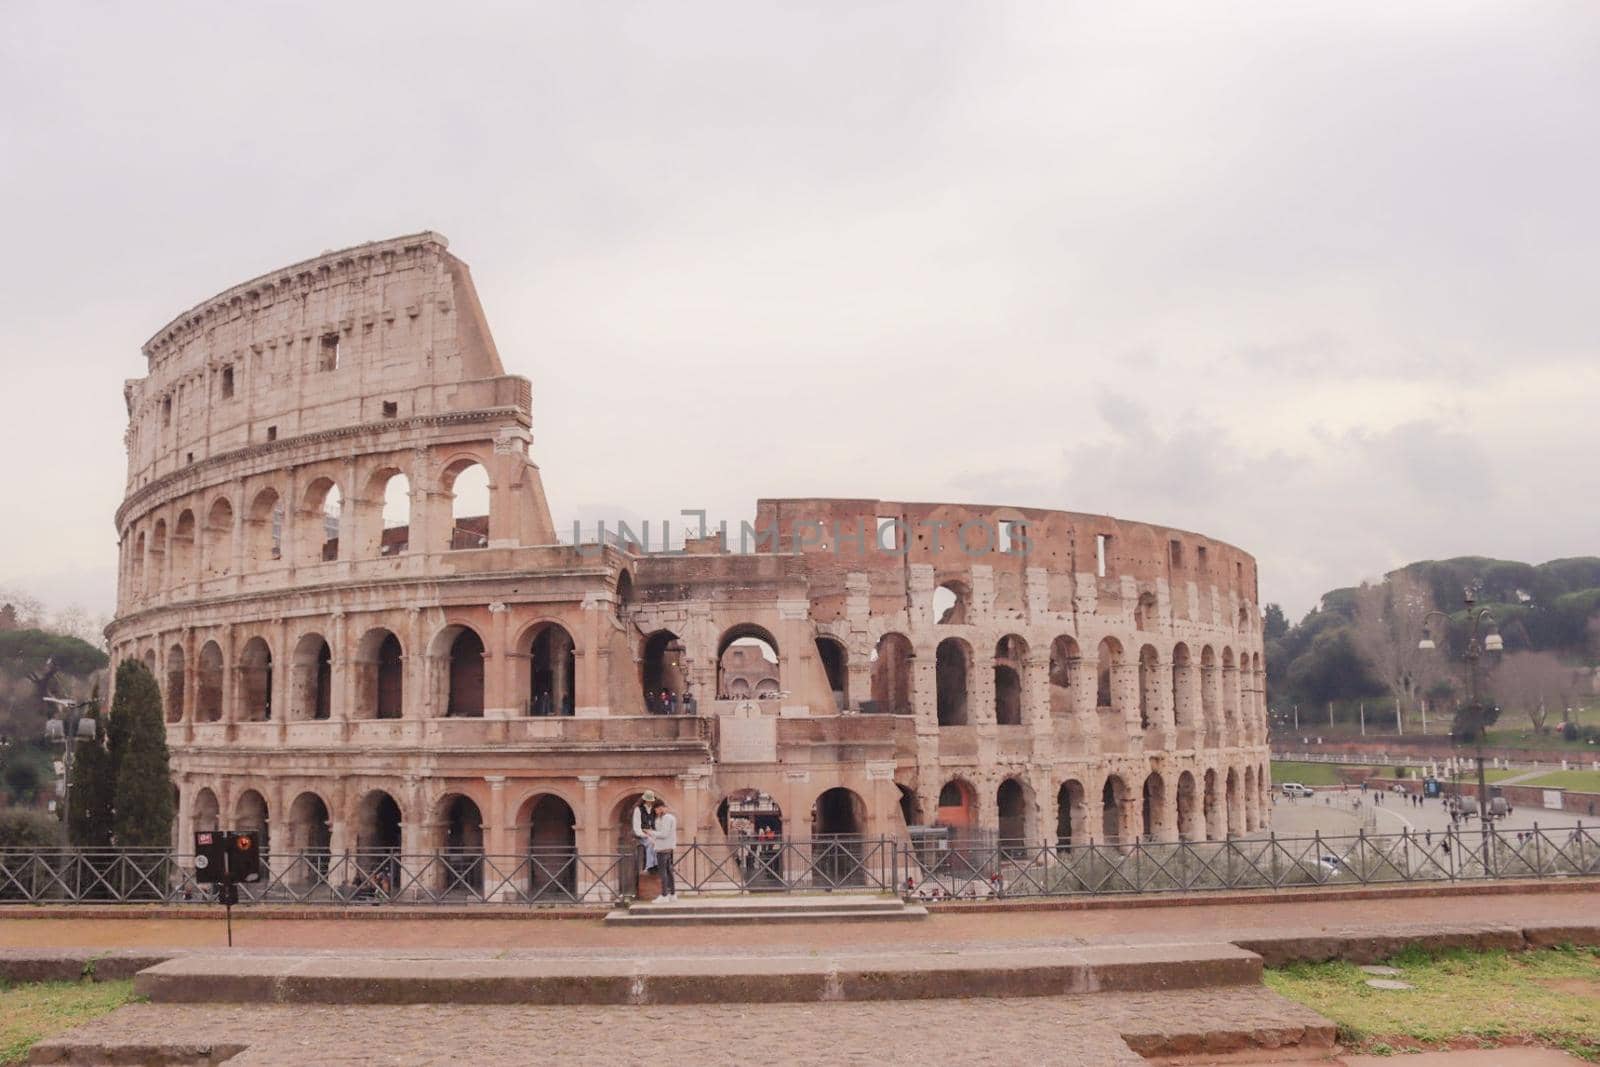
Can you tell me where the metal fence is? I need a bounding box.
[2,824,1595,906]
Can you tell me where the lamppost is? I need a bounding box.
[44,697,100,844]
[1419,590,1503,869]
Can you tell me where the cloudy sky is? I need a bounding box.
[2,1,1596,625]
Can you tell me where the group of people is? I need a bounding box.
[631,790,681,901]
[903,873,1005,901]
[645,689,697,716]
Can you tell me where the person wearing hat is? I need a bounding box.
[632,790,659,874]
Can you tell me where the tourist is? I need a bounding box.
[632,790,659,873]
[652,799,679,902]
[684,689,698,716]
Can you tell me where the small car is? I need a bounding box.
[1280,782,1314,798]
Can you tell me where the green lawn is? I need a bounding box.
[0,980,135,1065]
[1265,945,1600,1061]
[1522,769,1600,794]
[1270,761,1375,786]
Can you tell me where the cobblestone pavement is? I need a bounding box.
[36,986,1335,1066]
[2,886,1592,956]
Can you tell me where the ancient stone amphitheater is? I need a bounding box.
[107,232,1269,893]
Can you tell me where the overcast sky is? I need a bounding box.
[2,1,1597,625]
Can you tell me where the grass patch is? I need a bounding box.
[1265,945,1600,1062]
[1271,761,1375,787]
[1522,770,1600,793]
[0,980,135,1065]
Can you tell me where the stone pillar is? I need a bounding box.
[678,773,703,847]
[219,624,237,728]
[1023,654,1052,735]
[1156,657,1177,740]
[1159,773,1180,843]
[484,602,512,717]
[972,646,996,727]
[332,611,352,723]
[1202,664,1221,748]
[1223,663,1240,747]
[912,655,939,735]
[405,608,425,720]
[484,775,509,862]
[1112,663,1141,742]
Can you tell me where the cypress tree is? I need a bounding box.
[109,659,174,848]
[66,713,114,847]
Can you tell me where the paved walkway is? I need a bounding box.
[3,884,1593,956]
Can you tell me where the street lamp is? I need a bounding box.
[44,697,100,844]
[1418,589,1503,868]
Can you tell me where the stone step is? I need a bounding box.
[605,905,928,925]
[608,893,925,923]
[133,941,1261,1006]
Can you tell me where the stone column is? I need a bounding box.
[405,608,425,721]
[1112,662,1141,742]
[1223,664,1240,747]
[219,624,237,730]
[1158,773,1180,843]
[332,611,352,725]
[1023,654,1052,736]
[972,646,996,727]
[485,602,511,718]
[1201,664,1221,749]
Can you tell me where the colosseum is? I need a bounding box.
[107,231,1270,897]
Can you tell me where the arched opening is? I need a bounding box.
[246,488,283,566]
[437,794,485,895]
[1138,645,1160,731]
[1177,771,1200,840]
[997,778,1028,856]
[717,625,779,704]
[1203,768,1221,841]
[171,510,196,583]
[141,649,156,677]
[994,634,1026,726]
[1224,768,1240,838]
[933,580,969,625]
[192,787,219,832]
[1200,645,1218,732]
[290,633,333,720]
[614,570,633,619]
[640,630,686,711]
[1142,772,1166,841]
[1134,590,1158,631]
[520,794,577,899]
[1244,765,1258,832]
[354,628,404,720]
[287,791,332,882]
[1049,635,1080,718]
[236,637,272,722]
[896,784,919,829]
[355,790,403,855]
[1056,780,1086,850]
[165,644,186,722]
[300,478,342,563]
[235,790,269,864]
[526,623,576,717]
[148,520,167,592]
[1096,638,1121,710]
[869,632,913,714]
[935,778,978,838]
[718,788,783,838]
[132,531,146,594]
[1172,643,1195,732]
[444,459,491,550]
[376,469,411,556]
[1101,775,1129,845]
[196,641,224,722]
[445,627,485,717]
[1222,647,1239,738]
[203,497,234,579]
[815,636,848,710]
[935,638,970,726]
[812,787,867,886]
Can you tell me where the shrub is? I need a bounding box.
[0,809,59,848]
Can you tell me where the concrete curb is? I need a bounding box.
[131,943,1262,1005]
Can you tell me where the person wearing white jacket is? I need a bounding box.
[651,800,679,902]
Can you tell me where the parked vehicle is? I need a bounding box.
[1281,782,1314,798]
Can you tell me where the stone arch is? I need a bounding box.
[1056,779,1087,849]
[1171,643,1196,732]
[1048,635,1080,717]
[521,620,576,716]
[165,643,186,722]
[1176,770,1201,840]
[1203,768,1222,841]
[717,787,784,838]
[287,791,333,880]
[935,777,978,835]
[430,625,485,718]
[815,635,848,710]
[196,640,224,722]
[432,792,486,895]
[933,579,970,625]
[235,789,270,859]
[1225,767,1241,838]
[192,787,220,832]
[235,636,273,722]
[993,634,1027,726]
[614,569,633,618]
[132,529,147,595]
[870,632,913,714]
[1243,765,1258,833]
[717,624,780,703]
[1221,646,1239,738]
[442,456,491,550]
[148,519,167,592]
[1101,774,1132,845]
[171,509,196,582]
[298,477,343,563]
[935,637,971,726]
[246,487,283,567]
[355,789,403,856]
[997,776,1031,854]
[641,629,685,709]
[1096,637,1123,710]
[290,632,333,721]
[1200,645,1218,733]
[370,466,412,557]
[812,786,868,886]
[353,628,404,720]
[1141,771,1166,841]
[1138,644,1160,731]
[517,793,577,898]
[203,496,234,578]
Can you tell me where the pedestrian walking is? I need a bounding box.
[652,798,679,902]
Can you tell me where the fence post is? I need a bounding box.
[1533,821,1542,879]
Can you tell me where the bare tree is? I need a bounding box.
[1491,650,1578,733]
[1350,572,1441,723]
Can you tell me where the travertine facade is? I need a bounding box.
[107,232,1270,889]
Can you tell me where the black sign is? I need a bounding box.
[193,830,262,885]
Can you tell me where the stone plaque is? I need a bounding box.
[718,715,777,764]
